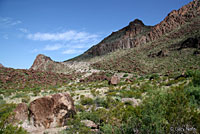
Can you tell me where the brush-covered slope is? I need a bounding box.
[76,0,200,74]
[0,66,75,90]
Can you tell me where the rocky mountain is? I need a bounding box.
[31,0,200,75]
[30,54,73,74]
[71,0,200,60]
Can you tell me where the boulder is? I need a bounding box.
[29,93,75,128]
[81,120,97,129]
[122,98,141,107]
[14,103,28,122]
[109,76,120,85]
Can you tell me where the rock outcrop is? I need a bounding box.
[178,37,200,50]
[84,19,152,56]
[29,93,75,128]
[30,54,72,74]
[14,103,29,122]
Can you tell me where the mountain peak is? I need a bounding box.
[36,54,52,61]
[30,54,72,74]
[30,54,53,71]
[129,19,144,26]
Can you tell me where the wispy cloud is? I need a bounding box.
[27,30,98,42]
[62,49,83,54]
[44,44,63,51]
[0,17,21,28]
[18,28,28,33]
[28,29,101,55]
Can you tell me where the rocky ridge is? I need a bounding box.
[30,0,200,75]
[74,0,200,59]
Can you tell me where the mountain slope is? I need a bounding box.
[31,0,200,75]
[69,0,200,61]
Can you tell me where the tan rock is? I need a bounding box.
[14,103,28,122]
[109,76,120,85]
[81,120,97,129]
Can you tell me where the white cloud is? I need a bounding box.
[44,44,63,51]
[18,28,28,33]
[27,29,102,55]
[27,30,98,42]
[62,49,83,54]
[0,17,21,28]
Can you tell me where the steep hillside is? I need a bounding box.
[31,0,200,75]
[71,0,200,61]
[92,17,200,74]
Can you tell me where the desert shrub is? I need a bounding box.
[100,124,113,134]
[148,74,160,80]
[186,70,200,86]
[11,92,27,99]
[0,103,28,134]
[79,111,100,124]
[80,97,94,105]
[185,85,200,107]
[119,90,135,98]
[75,104,85,112]
[64,116,91,134]
[123,74,128,77]
[94,97,108,108]
[112,86,200,133]
[21,96,30,104]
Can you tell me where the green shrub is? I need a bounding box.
[123,74,128,77]
[0,103,28,134]
[186,70,200,86]
[64,116,91,134]
[94,97,108,108]
[79,111,100,124]
[112,86,200,133]
[119,90,135,98]
[100,124,113,134]
[80,97,94,105]
[185,85,200,107]
[75,104,85,112]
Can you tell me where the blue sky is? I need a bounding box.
[0,0,193,69]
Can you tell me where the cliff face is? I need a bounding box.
[30,54,72,74]
[81,0,200,57]
[86,19,152,56]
